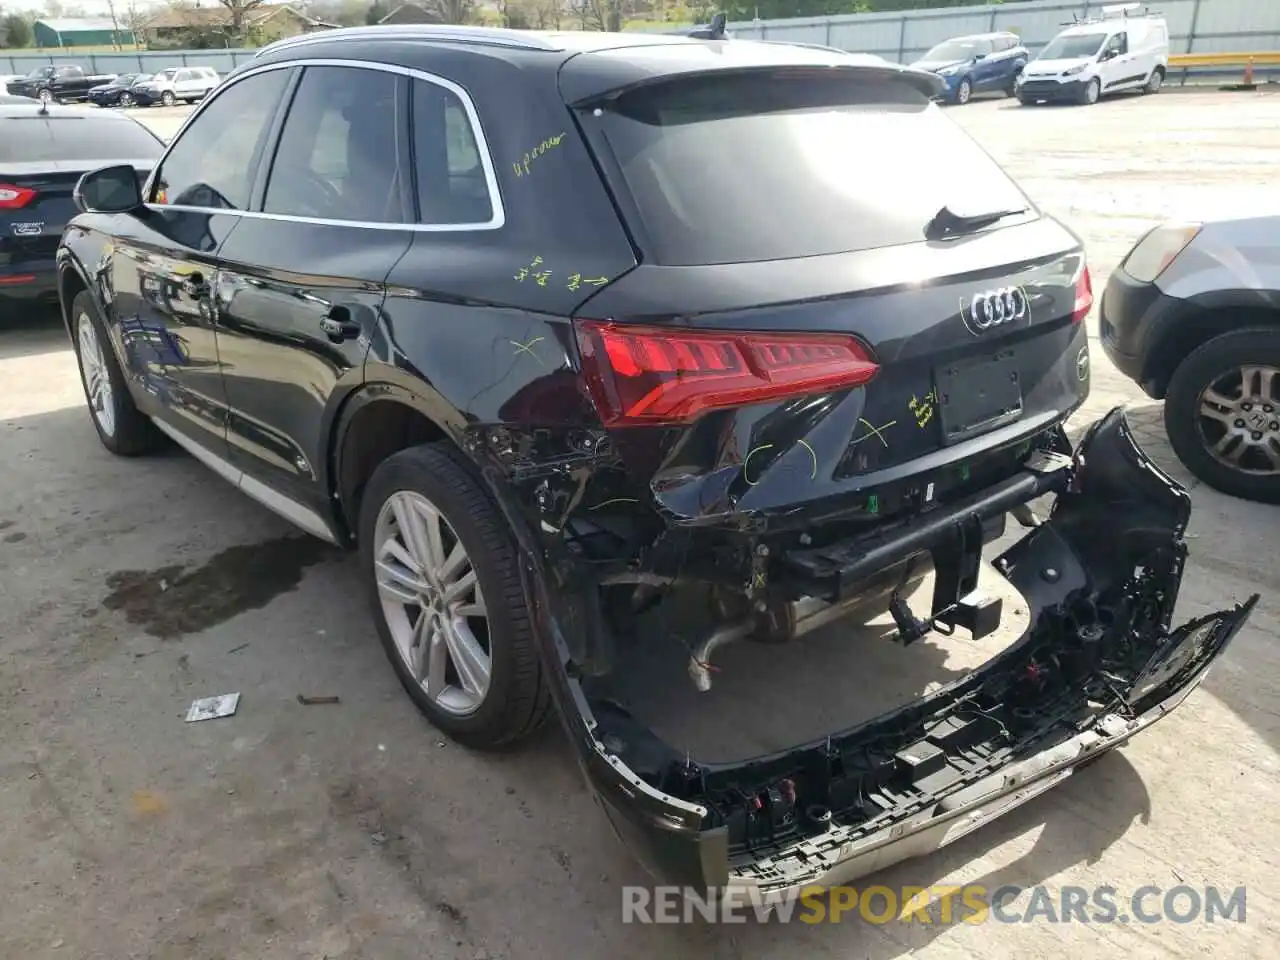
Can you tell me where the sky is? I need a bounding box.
[6,0,171,14]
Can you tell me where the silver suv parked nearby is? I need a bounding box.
[129,66,220,107]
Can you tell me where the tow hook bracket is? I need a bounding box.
[937,592,1003,640]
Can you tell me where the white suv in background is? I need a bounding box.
[130,66,220,107]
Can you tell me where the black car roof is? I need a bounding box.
[248,24,942,99]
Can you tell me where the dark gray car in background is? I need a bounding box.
[1102,213,1280,503]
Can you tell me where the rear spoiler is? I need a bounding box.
[563,56,945,107]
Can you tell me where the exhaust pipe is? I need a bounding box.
[688,594,888,692]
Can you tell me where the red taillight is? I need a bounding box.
[1071,265,1093,325]
[576,320,879,427]
[0,184,37,209]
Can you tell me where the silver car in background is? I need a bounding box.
[1101,210,1280,504]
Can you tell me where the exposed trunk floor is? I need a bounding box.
[589,561,1031,764]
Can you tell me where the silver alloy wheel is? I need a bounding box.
[162,90,175,106]
[957,78,971,104]
[1196,364,1280,476]
[1148,70,1163,93]
[119,91,133,107]
[38,88,51,104]
[76,312,116,438]
[1086,78,1100,104]
[374,490,491,716]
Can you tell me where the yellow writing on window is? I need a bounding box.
[511,133,567,179]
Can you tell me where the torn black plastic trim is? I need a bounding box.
[489,406,1257,895]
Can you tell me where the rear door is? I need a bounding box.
[212,62,414,529]
[1,112,163,292]
[566,64,1089,516]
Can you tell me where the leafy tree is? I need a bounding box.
[217,0,267,36]
[2,12,33,47]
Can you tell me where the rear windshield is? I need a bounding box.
[0,116,164,163]
[593,71,1031,266]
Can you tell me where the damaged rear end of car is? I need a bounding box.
[458,40,1255,896]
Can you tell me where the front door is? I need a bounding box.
[112,65,294,454]
[971,39,1001,90]
[214,63,414,527]
[1099,32,1132,91]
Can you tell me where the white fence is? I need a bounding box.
[4,0,1278,80]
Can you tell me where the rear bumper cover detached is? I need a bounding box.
[494,406,1256,898]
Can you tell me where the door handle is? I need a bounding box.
[319,306,361,343]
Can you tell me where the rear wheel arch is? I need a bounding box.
[1144,303,1280,398]
[330,386,456,544]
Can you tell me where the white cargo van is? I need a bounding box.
[1015,3,1169,106]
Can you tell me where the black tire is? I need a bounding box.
[1017,94,1034,106]
[359,443,551,749]
[68,290,166,456]
[1078,77,1101,105]
[161,90,175,107]
[1163,327,1280,504]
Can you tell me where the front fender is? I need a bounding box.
[54,238,101,336]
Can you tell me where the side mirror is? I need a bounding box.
[74,164,144,214]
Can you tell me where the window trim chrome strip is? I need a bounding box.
[143,57,506,234]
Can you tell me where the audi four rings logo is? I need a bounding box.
[964,286,1029,334]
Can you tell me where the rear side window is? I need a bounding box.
[263,65,407,223]
[0,116,164,163]
[593,72,1030,266]
[411,78,494,225]
[151,68,290,210]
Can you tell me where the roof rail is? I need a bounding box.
[255,24,560,58]
[1059,3,1161,26]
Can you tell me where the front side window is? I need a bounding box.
[412,78,494,225]
[263,65,407,223]
[923,39,984,61]
[151,68,290,210]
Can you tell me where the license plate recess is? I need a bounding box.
[935,349,1023,445]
